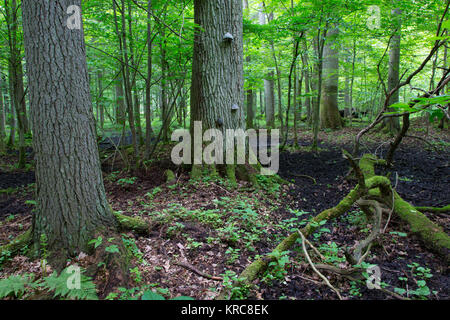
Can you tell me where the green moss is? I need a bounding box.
[0,229,32,258]
[114,212,149,235]
[415,205,450,213]
[226,164,237,187]
[394,193,450,260]
[190,164,202,180]
[165,169,176,183]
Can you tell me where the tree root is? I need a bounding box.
[298,230,343,300]
[415,205,450,214]
[353,199,383,264]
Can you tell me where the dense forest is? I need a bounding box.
[0,0,449,302]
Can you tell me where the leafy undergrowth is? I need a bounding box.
[0,122,448,300]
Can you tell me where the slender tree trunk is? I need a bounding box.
[301,40,312,126]
[385,7,402,133]
[259,4,275,128]
[22,0,117,260]
[320,26,341,129]
[144,0,154,158]
[127,1,143,145]
[7,70,15,147]
[113,0,138,162]
[160,27,170,142]
[115,74,126,125]
[0,70,5,152]
[5,0,26,166]
[97,71,104,129]
[246,82,254,129]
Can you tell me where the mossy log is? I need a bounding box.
[0,229,32,257]
[114,211,151,235]
[393,194,450,260]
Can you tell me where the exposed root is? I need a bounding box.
[353,199,383,264]
[415,205,450,214]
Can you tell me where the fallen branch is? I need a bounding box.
[298,230,343,300]
[174,261,223,281]
[289,173,317,184]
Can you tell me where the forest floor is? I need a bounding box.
[0,120,448,300]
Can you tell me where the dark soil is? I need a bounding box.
[259,136,449,300]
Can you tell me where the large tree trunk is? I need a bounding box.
[385,7,402,133]
[22,0,116,260]
[190,0,244,179]
[320,26,342,129]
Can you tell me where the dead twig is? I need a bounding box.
[174,261,223,281]
[298,230,343,300]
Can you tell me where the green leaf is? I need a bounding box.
[171,296,195,300]
[141,290,165,300]
[42,267,98,300]
[0,274,32,298]
[105,245,120,253]
[394,287,406,295]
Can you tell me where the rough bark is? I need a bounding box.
[22,0,117,260]
[190,0,245,149]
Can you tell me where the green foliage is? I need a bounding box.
[0,267,98,300]
[42,267,98,300]
[88,236,103,249]
[221,270,251,300]
[117,177,138,188]
[263,250,291,284]
[0,274,34,299]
